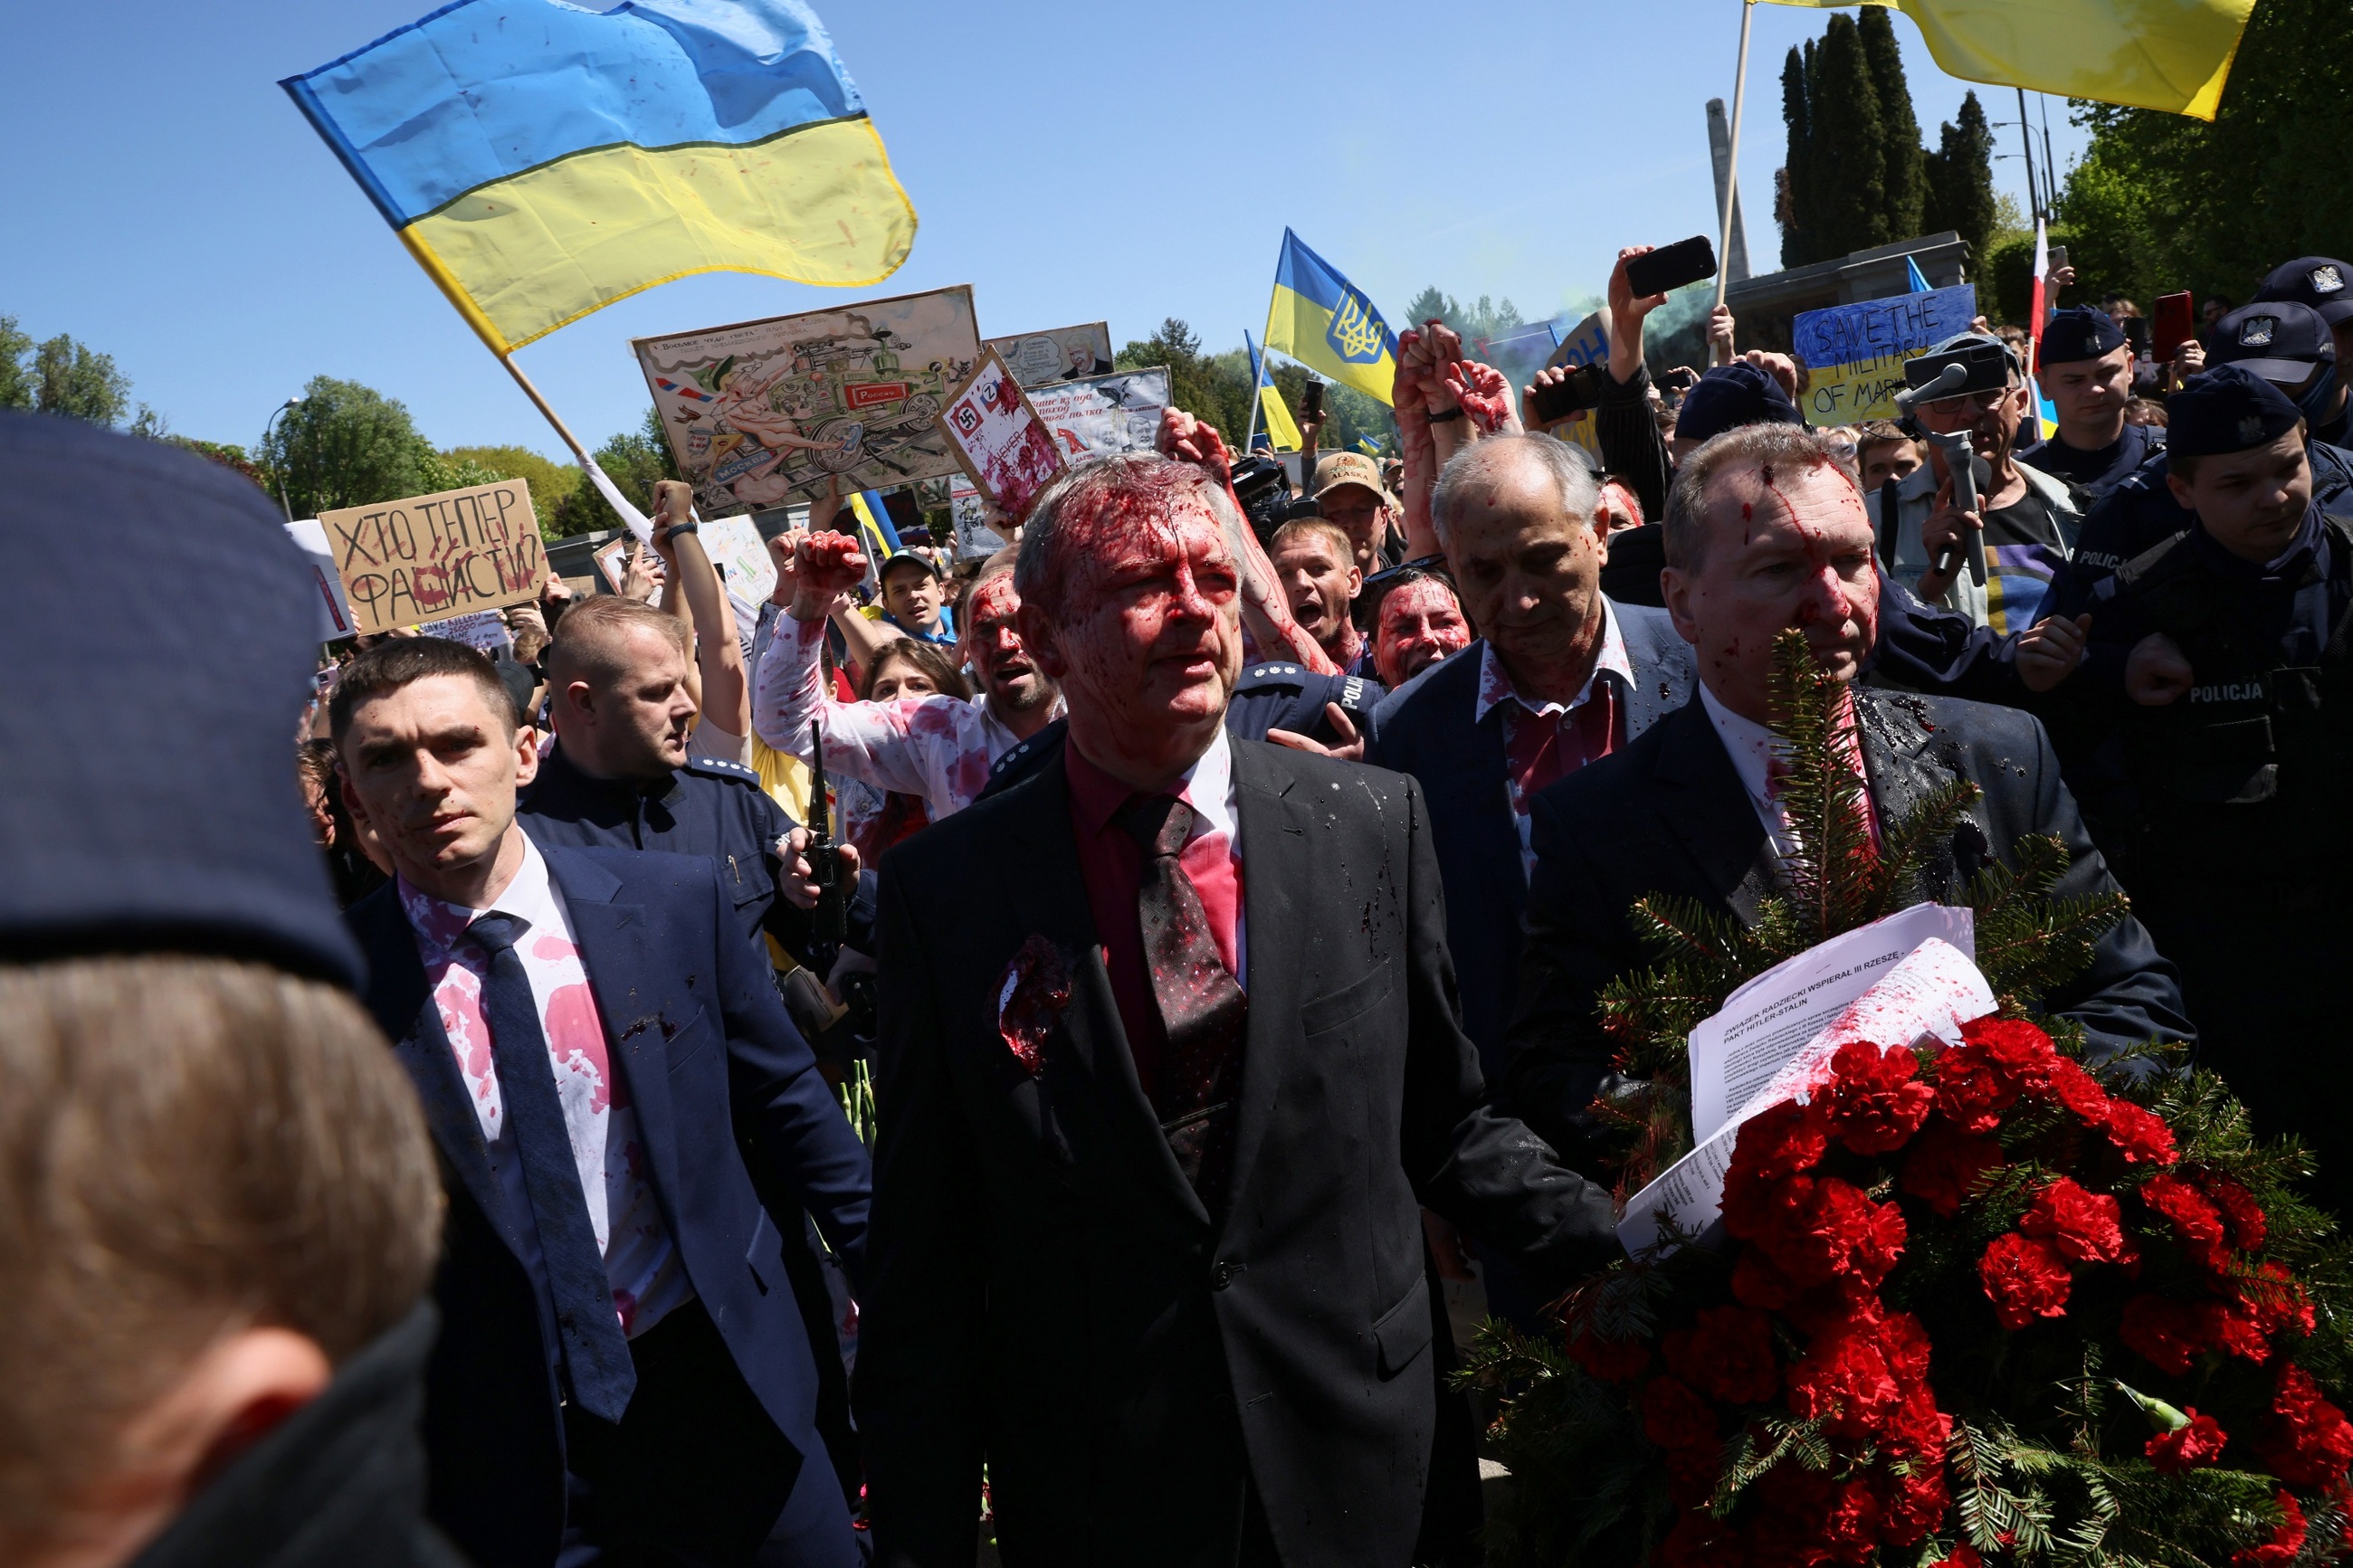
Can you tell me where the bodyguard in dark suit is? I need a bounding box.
[331,636,872,1568]
[847,452,1621,1568]
[1505,423,2194,1164]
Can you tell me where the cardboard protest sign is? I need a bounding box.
[1792,284,1979,425]
[634,285,980,517]
[696,514,777,605]
[984,322,1115,388]
[320,478,545,636]
[417,608,512,655]
[283,518,357,641]
[1538,310,1611,462]
[937,347,1064,522]
[1025,366,1170,461]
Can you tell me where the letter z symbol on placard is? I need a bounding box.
[1326,289,1386,365]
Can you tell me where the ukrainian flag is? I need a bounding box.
[1263,230,1397,407]
[1245,331,1302,452]
[281,0,917,355]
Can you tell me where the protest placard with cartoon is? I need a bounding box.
[633,285,980,516]
[983,322,1114,388]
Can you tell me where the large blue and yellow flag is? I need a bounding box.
[282,0,917,355]
[1263,230,1397,407]
[1244,330,1302,452]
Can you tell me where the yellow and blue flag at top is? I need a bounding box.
[1263,230,1397,407]
[281,0,917,355]
[1244,331,1303,452]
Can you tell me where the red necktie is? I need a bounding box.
[1117,794,1248,1212]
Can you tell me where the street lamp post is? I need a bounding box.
[261,396,302,522]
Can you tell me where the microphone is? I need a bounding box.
[1893,360,1967,414]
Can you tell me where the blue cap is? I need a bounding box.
[2253,256,2353,328]
[0,413,360,988]
[2212,301,2335,384]
[2039,307,2129,366]
[2166,366,2305,458]
[1674,362,1805,444]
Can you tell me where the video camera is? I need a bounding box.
[1893,340,2013,420]
[1230,453,1294,546]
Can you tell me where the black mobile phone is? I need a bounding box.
[1624,235,1720,299]
[2124,317,2152,358]
[1298,379,1324,422]
[1659,366,1700,394]
[1529,364,1606,424]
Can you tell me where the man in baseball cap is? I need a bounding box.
[2210,300,2348,447]
[2253,255,2353,367]
[2025,305,2160,499]
[1309,450,1399,579]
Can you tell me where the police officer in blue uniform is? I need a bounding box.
[2036,301,2353,623]
[2253,255,2353,432]
[2018,307,2163,498]
[2055,366,2353,1210]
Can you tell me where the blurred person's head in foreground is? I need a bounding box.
[0,413,443,1568]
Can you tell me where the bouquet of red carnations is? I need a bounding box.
[1466,639,2353,1567]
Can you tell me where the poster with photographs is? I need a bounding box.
[983,322,1115,388]
[1026,366,1170,461]
[632,285,981,517]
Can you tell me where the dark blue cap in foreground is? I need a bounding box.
[2039,306,2129,366]
[2166,366,2305,459]
[0,412,361,987]
[1674,361,1805,445]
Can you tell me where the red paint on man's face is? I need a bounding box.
[1035,489,1243,780]
[1373,577,1471,687]
[1664,458,1881,723]
[962,574,1053,715]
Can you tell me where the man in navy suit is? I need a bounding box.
[332,635,871,1568]
[1363,435,1696,1321]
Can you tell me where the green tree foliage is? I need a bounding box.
[1117,318,1248,442]
[165,437,269,491]
[0,317,132,426]
[1778,44,1818,267]
[1400,287,1526,343]
[444,444,582,539]
[1922,91,1999,261]
[260,375,441,518]
[1805,15,1891,260]
[2059,0,2353,306]
[548,407,678,537]
[1858,6,1925,243]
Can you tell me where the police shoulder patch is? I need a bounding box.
[686,755,761,784]
[1239,662,1306,689]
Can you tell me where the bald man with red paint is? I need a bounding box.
[1501,422,2194,1168]
[854,451,1620,1568]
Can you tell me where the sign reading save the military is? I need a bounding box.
[320,478,547,635]
[1792,284,1979,425]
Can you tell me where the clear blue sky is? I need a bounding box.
[0,0,2082,461]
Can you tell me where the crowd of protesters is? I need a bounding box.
[10,237,2353,1568]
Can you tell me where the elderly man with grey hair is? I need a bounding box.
[1364,432,1697,1321]
[1501,421,2193,1170]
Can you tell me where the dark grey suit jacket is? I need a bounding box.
[1503,687,2197,1165]
[856,738,1618,1568]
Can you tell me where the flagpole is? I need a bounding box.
[1714,0,1757,309]
[1243,330,1263,447]
[2013,86,2043,224]
[499,349,654,544]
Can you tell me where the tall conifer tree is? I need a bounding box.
[1806,15,1890,257]
[1778,44,1815,266]
[1923,90,1999,262]
[1859,6,1925,241]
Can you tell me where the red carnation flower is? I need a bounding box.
[1729,1097,1829,1184]
[1877,1461,1951,1545]
[2020,1176,2129,1264]
[2142,1174,2231,1270]
[2146,1409,2229,1474]
[2048,1056,2114,1125]
[2121,1293,2212,1376]
[1565,1324,1650,1383]
[1664,1305,1783,1406]
[1815,1477,1884,1566]
[1965,1015,2061,1097]
[2242,1261,2317,1341]
[1980,1232,2072,1330]
[2102,1099,2178,1166]
[1764,1177,1907,1289]
[1881,1309,1935,1389]
[1900,1117,2005,1217]
[1929,1042,2017,1134]
[2200,1174,2269,1252]
[2253,1364,2353,1489]
[1641,1374,1720,1452]
[2232,1490,2309,1568]
[2211,1299,2272,1365]
[1786,1317,1906,1440]
[1819,1041,1936,1155]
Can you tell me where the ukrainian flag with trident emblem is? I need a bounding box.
[1263,229,1398,407]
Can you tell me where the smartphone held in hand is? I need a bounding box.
[1624,236,1720,299]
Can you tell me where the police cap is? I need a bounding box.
[2253,257,2353,328]
[2166,366,2304,458]
[2211,302,2335,385]
[2038,306,2129,366]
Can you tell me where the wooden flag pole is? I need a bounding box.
[498,350,656,544]
[1715,0,1757,309]
[498,351,592,466]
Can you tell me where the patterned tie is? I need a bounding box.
[1116,794,1248,1212]
[466,912,637,1423]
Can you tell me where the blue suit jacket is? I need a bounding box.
[348,841,872,1568]
[1363,605,1697,1084]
